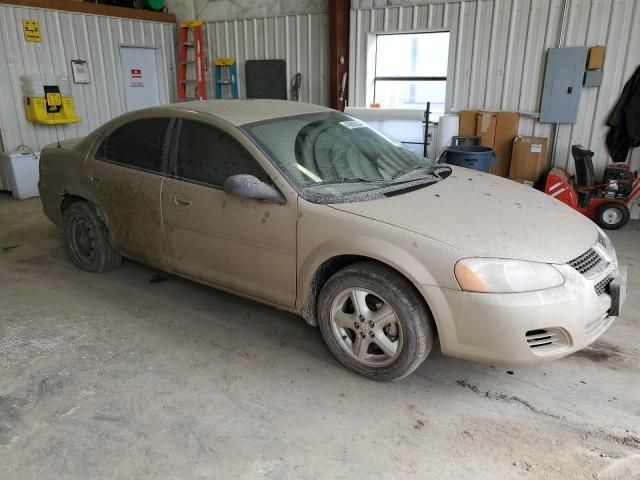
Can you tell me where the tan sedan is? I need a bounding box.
[38,100,626,380]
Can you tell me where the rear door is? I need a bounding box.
[84,116,173,270]
[161,117,298,308]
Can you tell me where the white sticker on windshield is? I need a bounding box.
[339,120,367,130]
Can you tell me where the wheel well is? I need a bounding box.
[60,195,109,226]
[60,194,86,213]
[303,255,362,326]
[303,255,437,336]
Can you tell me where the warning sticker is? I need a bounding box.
[530,144,543,153]
[46,92,62,106]
[23,20,41,43]
[131,69,142,78]
[339,120,367,130]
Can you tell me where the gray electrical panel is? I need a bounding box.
[539,47,589,124]
[584,69,604,87]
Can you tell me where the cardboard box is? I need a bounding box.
[587,46,605,70]
[509,136,548,184]
[476,111,497,148]
[458,110,479,136]
[491,112,520,177]
[474,111,520,177]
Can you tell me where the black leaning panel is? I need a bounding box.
[245,60,287,100]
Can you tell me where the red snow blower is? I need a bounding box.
[545,145,640,230]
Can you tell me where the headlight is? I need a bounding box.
[454,258,565,293]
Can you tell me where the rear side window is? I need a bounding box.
[176,120,270,187]
[96,118,170,173]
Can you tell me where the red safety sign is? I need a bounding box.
[131,69,142,78]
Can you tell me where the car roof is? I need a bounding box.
[161,99,332,126]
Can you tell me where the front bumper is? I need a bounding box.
[418,263,626,366]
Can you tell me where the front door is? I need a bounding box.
[161,118,297,308]
[119,47,161,112]
[84,116,172,270]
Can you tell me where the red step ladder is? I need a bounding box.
[177,20,207,101]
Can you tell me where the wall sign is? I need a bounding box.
[71,60,90,84]
[129,68,144,88]
[23,20,41,43]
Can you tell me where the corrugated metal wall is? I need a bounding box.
[0,4,176,152]
[205,13,330,105]
[349,0,640,175]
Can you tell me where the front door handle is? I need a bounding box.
[172,194,192,207]
[88,175,102,184]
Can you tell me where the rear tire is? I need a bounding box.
[317,261,433,381]
[595,202,630,230]
[63,202,122,272]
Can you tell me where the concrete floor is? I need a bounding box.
[1,193,639,480]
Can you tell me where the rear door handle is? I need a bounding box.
[172,194,192,207]
[88,175,102,184]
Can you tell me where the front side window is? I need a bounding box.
[243,112,450,203]
[176,120,270,187]
[96,118,170,173]
[373,32,449,115]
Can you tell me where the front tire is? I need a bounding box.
[63,201,122,272]
[317,261,433,381]
[595,202,630,230]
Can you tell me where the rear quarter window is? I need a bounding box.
[96,118,171,173]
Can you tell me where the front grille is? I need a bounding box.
[597,232,608,249]
[594,275,613,296]
[568,248,603,275]
[526,328,570,355]
[526,329,557,347]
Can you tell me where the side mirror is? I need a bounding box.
[223,174,286,205]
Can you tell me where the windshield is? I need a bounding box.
[242,112,450,203]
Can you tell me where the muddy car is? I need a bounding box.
[38,100,627,381]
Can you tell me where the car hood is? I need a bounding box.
[329,167,597,264]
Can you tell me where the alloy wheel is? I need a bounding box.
[329,287,403,367]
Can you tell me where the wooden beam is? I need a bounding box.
[329,0,350,111]
[0,0,176,23]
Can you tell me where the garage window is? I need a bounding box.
[96,118,171,173]
[175,120,270,187]
[372,32,449,115]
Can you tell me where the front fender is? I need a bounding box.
[296,200,463,314]
[298,235,438,306]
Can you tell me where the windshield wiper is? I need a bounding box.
[391,164,451,183]
[311,177,391,187]
[308,165,451,189]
